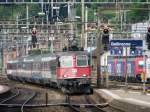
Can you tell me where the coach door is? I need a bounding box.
[107,56,115,80]
[127,57,135,79]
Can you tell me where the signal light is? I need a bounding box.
[146,27,150,43]
[31,28,37,48]
[146,27,150,50]
[102,29,109,44]
[103,28,109,34]
[102,28,109,51]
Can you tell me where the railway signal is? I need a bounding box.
[102,27,109,51]
[146,27,150,50]
[31,27,37,48]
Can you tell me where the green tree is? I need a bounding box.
[127,0,149,23]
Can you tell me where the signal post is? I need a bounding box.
[97,24,110,88]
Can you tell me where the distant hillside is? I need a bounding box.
[0,2,149,24]
[0,4,40,20]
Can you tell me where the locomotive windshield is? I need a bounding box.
[76,55,88,67]
[60,56,73,67]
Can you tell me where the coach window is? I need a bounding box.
[7,63,12,69]
[22,63,26,69]
[12,63,16,70]
[76,55,88,67]
[18,63,21,69]
[44,62,48,70]
[42,62,44,71]
[26,63,31,70]
[33,63,36,70]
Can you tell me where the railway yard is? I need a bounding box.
[0,1,150,112]
[0,76,150,112]
[0,76,125,112]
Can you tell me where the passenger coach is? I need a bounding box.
[7,51,93,94]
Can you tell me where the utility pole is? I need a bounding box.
[26,4,29,55]
[81,0,84,48]
[41,0,44,26]
[97,31,102,88]
[97,10,102,88]
[16,15,19,57]
[85,6,88,49]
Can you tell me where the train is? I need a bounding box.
[6,51,93,94]
[101,52,150,83]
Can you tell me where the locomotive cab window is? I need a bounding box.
[60,56,73,67]
[76,55,88,67]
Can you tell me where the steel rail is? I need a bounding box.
[0,89,20,104]
[67,104,109,112]
[21,91,37,112]
[65,95,79,112]
[91,104,108,112]
[65,95,109,112]
[83,95,109,112]
[0,102,110,107]
[68,104,81,112]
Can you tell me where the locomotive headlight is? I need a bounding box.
[82,74,87,77]
[64,75,67,78]
[72,69,77,75]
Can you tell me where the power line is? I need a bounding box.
[0,1,150,5]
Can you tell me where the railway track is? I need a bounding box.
[21,90,36,112]
[0,88,20,104]
[0,88,37,112]
[66,95,109,112]
[0,76,124,112]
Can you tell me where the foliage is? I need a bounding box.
[0,4,40,20]
[127,1,149,23]
[0,1,149,25]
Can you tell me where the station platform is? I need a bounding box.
[95,89,150,112]
[0,85,10,94]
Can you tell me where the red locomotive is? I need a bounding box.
[6,51,93,94]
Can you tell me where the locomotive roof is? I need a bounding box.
[55,51,88,56]
[7,51,88,63]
